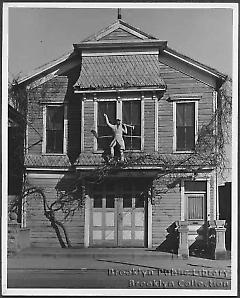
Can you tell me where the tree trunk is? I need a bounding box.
[55,220,72,248]
[50,219,66,248]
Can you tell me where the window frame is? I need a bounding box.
[42,104,67,155]
[173,100,198,153]
[183,180,207,223]
[94,98,144,152]
[185,193,206,222]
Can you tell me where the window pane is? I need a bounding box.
[132,125,141,136]
[122,101,131,124]
[188,195,204,220]
[122,101,141,150]
[176,103,195,151]
[98,137,113,150]
[185,103,195,126]
[176,127,185,150]
[176,103,194,126]
[47,106,64,130]
[98,126,113,137]
[176,103,185,126]
[93,196,102,208]
[123,194,132,208]
[106,195,115,208]
[185,127,195,150]
[98,102,116,125]
[122,101,141,127]
[135,194,144,208]
[46,106,64,153]
[97,102,116,150]
[46,130,64,153]
[185,181,206,192]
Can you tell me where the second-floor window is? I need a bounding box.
[97,100,141,151]
[176,102,195,151]
[97,101,116,150]
[46,106,64,153]
[122,101,141,150]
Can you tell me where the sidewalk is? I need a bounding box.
[7,247,231,277]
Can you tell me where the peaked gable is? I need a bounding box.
[82,19,157,43]
[100,27,142,41]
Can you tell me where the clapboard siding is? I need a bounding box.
[26,175,85,247]
[152,182,181,247]
[27,73,82,160]
[157,61,213,153]
[158,99,173,153]
[101,28,141,41]
[144,98,155,152]
[27,92,43,154]
[84,100,94,152]
[26,57,215,157]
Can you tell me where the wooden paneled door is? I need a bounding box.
[118,194,145,247]
[89,185,145,247]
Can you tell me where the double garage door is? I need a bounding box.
[89,181,147,247]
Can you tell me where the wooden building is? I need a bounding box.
[18,19,227,248]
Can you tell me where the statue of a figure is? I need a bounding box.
[104,114,127,161]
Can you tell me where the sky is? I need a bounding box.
[8,6,234,80]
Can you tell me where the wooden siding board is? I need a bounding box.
[26,175,85,247]
[144,98,155,152]
[151,182,181,247]
[83,100,94,152]
[101,28,141,41]
[157,61,213,153]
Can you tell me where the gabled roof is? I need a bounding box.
[82,19,158,42]
[73,19,167,51]
[16,50,77,85]
[164,47,228,81]
[74,54,166,91]
[15,18,228,87]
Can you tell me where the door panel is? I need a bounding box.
[90,196,118,247]
[118,196,144,247]
[89,184,146,247]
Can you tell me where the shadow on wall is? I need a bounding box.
[189,223,216,259]
[62,65,82,165]
[50,52,82,165]
[156,222,179,255]
[156,222,219,259]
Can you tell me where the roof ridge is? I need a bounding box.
[118,19,157,40]
[81,20,120,42]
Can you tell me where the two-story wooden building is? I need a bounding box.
[18,18,227,248]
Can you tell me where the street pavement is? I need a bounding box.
[6,247,232,290]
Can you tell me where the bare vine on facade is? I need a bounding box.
[8,77,232,248]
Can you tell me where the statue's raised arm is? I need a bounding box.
[104,114,114,129]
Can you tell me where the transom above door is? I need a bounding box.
[89,179,148,247]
